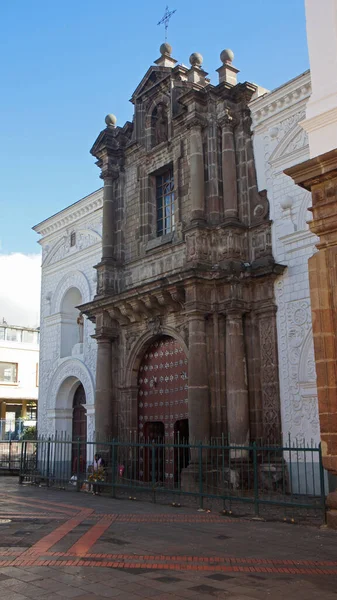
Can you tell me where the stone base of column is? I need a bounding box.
[181,459,288,495]
[326,491,337,529]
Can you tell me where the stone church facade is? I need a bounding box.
[79,44,284,449]
[35,47,323,476]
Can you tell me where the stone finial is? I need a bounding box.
[189,52,203,67]
[160,42,172,56]
[155,43,178,68]
[105,114,117,128]
[220,48,234,64]
[217,48,239,86]
[187,52,208,85]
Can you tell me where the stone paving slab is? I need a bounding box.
[0,477,335,598]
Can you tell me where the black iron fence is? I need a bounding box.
[0,440,36,471]
[18,436,327,523]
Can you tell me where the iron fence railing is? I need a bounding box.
[17,436,327,523]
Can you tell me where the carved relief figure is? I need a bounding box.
[152,103,168,146]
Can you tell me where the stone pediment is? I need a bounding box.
[43,228,102,266]
[130,66,171,103]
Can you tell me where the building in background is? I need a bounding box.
[0,322,39,439]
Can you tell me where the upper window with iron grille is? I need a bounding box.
[156,168,175,237]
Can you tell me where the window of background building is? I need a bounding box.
[0,328,5,341]
[0,362,18,383]
[70,231,76,247]
[22,330,35,343]
[156,168,175,237]
[36,363,39,387]
[6,329,21,342]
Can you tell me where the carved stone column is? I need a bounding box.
[220,109,238,221]
[189,122,205,223]
[92,312,119,441]
[187,312,210,443]
[256,307,281,445]
[102,174,117,261]
[90,115,123,295]
[226,311,249,453]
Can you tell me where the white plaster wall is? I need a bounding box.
[301,0,337,157]
[250,72,321,447]
[0,342,39,401]
[35,190,103,440]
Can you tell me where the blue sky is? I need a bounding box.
[0,0,308,255]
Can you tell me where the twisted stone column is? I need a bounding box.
[226,311,249,454]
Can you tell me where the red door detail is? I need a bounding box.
[138,336,189,483]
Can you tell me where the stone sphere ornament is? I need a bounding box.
[189,52,203,67]
[105,113,117,127]
[220,49,234,64]
[160,42,172,56]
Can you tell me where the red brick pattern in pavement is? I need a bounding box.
[0,494,335,579]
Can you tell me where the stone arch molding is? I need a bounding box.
[48,358,95,411]
[51,270,91,314]
[297,191,313,232]
[124,326,189,388]
[269,123,308,164]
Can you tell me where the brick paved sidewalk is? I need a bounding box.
[0,477,335,599]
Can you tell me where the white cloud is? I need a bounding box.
[0,253,41,328]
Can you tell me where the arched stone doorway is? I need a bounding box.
[72,383,87,474]
[138,335,189,483]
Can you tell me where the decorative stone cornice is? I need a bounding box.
[250,71,311,127]
[33,188,103,238]
[185,114,208,130]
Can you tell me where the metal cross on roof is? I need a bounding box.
[157,5,176,41]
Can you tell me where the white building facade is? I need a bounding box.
[0,323,39,437]
[33,189,103,441]
[250,71,320,447]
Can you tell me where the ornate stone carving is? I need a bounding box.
[276,280,319,444]
[258,314,281,444]
[147,316,162,335]
[153,103,168,146]
[44,229,102,267]
[186,231,212,263]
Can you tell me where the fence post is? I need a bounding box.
[19,441,24,484]
[253,442,259,517]
[152,441,156,504]
[111,440,116,499]
[318,443,327,524]
[46,437,51,487]
[76,438,81,492]
[198,442,203,510]
[8,439,12,472]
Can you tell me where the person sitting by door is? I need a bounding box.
[92,453,105,495]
